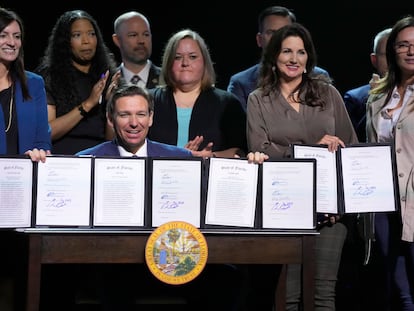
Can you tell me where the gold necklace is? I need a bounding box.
[5,85,13,133]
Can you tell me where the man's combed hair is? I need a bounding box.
[107,83,154,118]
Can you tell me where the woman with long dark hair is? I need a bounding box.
[36,9,117,154]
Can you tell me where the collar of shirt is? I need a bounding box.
[384,84,413,112]
[117,139,148,157]
[121,61,151,87]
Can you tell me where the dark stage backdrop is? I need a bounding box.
[2,1,413,94]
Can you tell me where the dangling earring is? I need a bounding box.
[304,68,307,74]
[272,66,276,72]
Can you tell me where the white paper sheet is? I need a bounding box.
[35,156,92,226]
[93,157,146,226]
[262,161,315,229]
[205,158,258,227]
[151,159,201,227]
[0,157,33,228]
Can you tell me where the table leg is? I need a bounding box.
[26,235,42,311]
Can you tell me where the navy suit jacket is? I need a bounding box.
[227,63,330,112]
[343,84,370,143]
[146,64,161,89]
[118,63,161,89]
[75,139,192,157]
[0,71,51,154]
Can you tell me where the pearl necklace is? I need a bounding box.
[5,85,13,133]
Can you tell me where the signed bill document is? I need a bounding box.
[261,159,316,229]
[0,156,33,228]
[151,158,202,228]
[293,143,398,214]
[339,144,398,213]
[205,157,259,228]
[93,157,146,227]
[35,156,92,226]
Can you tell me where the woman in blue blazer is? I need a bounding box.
[0,8,50,161]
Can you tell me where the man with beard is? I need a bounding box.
[112,11,161,89]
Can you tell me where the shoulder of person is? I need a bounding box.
[249,87,265,97]
[149,85,169,97]
[313,66,330,78]
[148,139,192,156]
[311,79,342,99]
[21,71,46,91]
[344,84,370,97]
[24,70,44,82]
[209,87,243,103]
[366,92,387,104]
[230,64,259,80]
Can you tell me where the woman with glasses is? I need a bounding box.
[366,15,414,311]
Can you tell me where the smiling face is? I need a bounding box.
[0,20,21,65]
[276,35,308,82]
[108,94,153,154]
[394,26,414,77]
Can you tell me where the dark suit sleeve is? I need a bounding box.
[227,75,247,112]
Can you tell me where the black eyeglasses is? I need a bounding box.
[394,42,414,53]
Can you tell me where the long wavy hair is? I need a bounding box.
[35,10,116,114]
[0,8,30,100]
[258,22,331,108]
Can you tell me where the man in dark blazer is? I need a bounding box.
[227,6,329,112]
[343,28,391,142]
[112,11,161,89]
[76,84,246,311]
[76,84,191,157]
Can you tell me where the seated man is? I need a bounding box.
[76,83,191,157]
[77,83,241,311]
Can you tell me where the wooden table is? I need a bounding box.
[18,228,317,311]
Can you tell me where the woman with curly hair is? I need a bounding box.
[36,9,117,154]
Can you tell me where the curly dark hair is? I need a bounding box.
[35,9,117,113]
[0,7,30,100]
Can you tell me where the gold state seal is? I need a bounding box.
[145,221,208,285]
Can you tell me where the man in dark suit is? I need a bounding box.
[77,84,245,310]
[227,6,329,112]
[112,11,161,89]
[76,83,190,157]
[343,28,391,142]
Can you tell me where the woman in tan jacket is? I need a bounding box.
[366,15,414,311]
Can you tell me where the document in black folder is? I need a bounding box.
[0,156,33,228]
[261,159,317,230]
[35,155,93,227]
[148,157,203,228]
[204,157,259,228]
[93,156,147,227]
[292,143,399,214]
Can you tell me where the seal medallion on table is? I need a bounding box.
[145,221,208,285]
